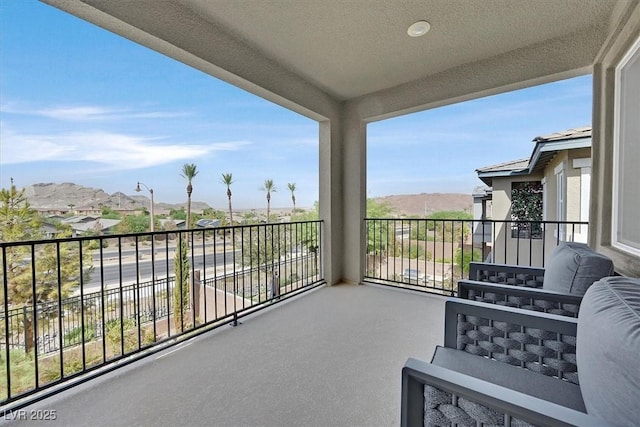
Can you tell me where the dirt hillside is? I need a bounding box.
[374,193,472,217]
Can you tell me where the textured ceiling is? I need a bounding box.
[46,0,622,105]
[182,0,617,99]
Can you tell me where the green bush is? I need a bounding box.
[408,211,473,242]
[454,247,483,277]
[63,324,97,346]
[401,245,432,260]
[105,318,138,354]
[87,239,108,250]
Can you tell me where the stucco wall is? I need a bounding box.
[490,173,546,266]
[592,2,640,277]
[543,147,591,223]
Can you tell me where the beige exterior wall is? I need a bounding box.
[543,147,591,223]
[490,173,546,266]
[543,148,592,243]
[544,152,567,222]
[568,148,592,242]
[591,3,640,277]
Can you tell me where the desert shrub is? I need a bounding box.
[63,324,97,347]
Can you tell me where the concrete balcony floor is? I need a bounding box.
[3,284,445,427]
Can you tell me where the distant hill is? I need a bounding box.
[373,193,472,217]
[23,183,211,213]
[22,183,470,217]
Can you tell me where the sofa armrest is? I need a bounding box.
[457,279,583,317]
[401,358,611,427]
[469,262,545,288]
[444,298,578,348]
[444,298,579,383]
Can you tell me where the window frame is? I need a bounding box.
[612,34,640,257]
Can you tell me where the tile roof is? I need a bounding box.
[196,219,221,228]
[476,158,529,173]
[533,126,591,142]
[477,126,592,176]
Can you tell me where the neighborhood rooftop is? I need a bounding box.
[533,126,592,142]
[475,158,530,174]
[476,126,593,185]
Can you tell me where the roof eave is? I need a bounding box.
[528,136,592,172]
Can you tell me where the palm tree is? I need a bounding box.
[221,173,234,225]
[287,182,296,215]
[180,163,198,232]
[261,179,276,222]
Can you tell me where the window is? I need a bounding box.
[573,158,591,243]
[613,35,640,256]
[511,181,543,238]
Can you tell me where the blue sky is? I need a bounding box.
[1,2,592,209]
[367,76,591,197]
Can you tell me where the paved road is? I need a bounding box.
[86,250,238,288]
[92,241,222,261]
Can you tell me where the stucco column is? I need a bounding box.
[318,102,366,285]
[319,116,345,285]
[340,103,367,284]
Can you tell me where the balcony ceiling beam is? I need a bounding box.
[42,0,624,122]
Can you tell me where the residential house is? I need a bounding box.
[476,127,593,265]
[60,216,121,236]
[74,205,103,216]
[195,219,221,228]
[36,208,70,216]
[114,208,142,216]
[471,185,493,260]
[40,221,62,239]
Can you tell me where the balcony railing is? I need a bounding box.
[0,220,323,406]
[364,218,589,294]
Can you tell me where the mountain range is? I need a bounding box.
[23,182,211,212]
[21,182,472,216]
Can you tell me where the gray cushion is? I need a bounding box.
[543,242,614,295]
[431,346,586,412]
[577,277,640,426]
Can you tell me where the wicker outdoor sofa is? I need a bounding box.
[458,242,615,317]
[401,276,640,426]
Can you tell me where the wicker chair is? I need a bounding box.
[459,242,614,317]
[401,276,640,427]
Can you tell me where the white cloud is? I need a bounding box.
[37,106,119,121]
[1,102,190,122]
[1,128,251,169]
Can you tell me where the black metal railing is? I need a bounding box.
[363,218,588,295]
[0,220,323,406]
[1,277,175,355]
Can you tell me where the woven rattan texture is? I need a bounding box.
[456,313,579,385]
[466,289,580,317]
[475,269,544,288]
[423,385,536,426]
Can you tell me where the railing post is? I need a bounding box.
[192,270,201,322]
[22,306,28,352]
[232,270,239,327]
[273,270,280,299]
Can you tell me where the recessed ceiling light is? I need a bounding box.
[407,20,431,37]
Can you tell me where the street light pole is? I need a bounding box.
[135,182,155,233]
